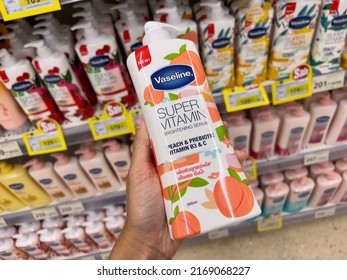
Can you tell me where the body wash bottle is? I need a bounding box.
[262,182,289,216]
[335,158,347,174]
[0,183,26,212]
[127,22,260,240]
[284,177,314,212]
[199,2,235,93]
[227,114,252,155]
[310,161,335,180]
[331,171,347,204]
[326,99,347,145]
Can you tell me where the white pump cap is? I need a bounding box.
[73,10,98,26]
[103,204,125,216]
[86,210,105,222]
[110,3,128,12]
[24,40,54,58]
[6,23,31,43]
[0,48,18,66]
[71,22,100,41]
[33,28,60,47]
[119,9,141,26]
[200,1,224,20]
[156,6,182,25]
[0,226,16,239]
[142,21,180,46]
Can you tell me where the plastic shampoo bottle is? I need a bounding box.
[127,21,260,240]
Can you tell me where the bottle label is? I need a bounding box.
[63,174,89,194]
[255,131,275,159]
[285,190,311,212]
[88,168,112,190]
[0,248,27,260]
[337,118,347,142]
[340,191,347,203]
[309,116,330,144]
[276,127,304,156]
[39,178,67,199]
[90,232,113,249]
[317,187,336,206]
[233,135,247,153]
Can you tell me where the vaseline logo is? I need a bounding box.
[131,42,143,52]
[317,116,330,123]
[114,161,127,167]
[151,65,195,91]
[44,75,61,84]
[89,168,102,175]
[289,16,311,29]
[64,174,77,180]
[262,131,274,138]
[332,15,347,27]
[9,183,24,190]
[212,37,229,49]
[39,179,53,185]
[291,127,304,134]
[12,81,32,92]
[248,28,267,39]
[90,55,110,68]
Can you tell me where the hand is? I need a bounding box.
[109,118,247,260]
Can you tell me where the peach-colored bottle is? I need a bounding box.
[260,172,284,189]
[284,177,315,212]
[325,99,347,145]
[331,171,347,204]
[302,94,318,111]
[227,114,252,155]
[284,167,308,183]
[335,158,347,174]
[263,182,289,216]
[308,172,342,208]
[303,92,337,147]
[331,88,347,103]
[0,82,30,134]
[310,161,335,179]
[275,101,302,118]
[250,109,280,159]
[276,106,310,156]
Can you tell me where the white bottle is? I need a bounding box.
[260,172,284,189]
[103,140,132,184]
[0,32,35,61]
[276,107,310,156]
[111,2,150,23]
[308,172,342,208]
[251,110,280,159]
[38,228,77,257]
[18,221,41,234]
[262,182,289,216]
[115,10,145,56]
[103,216,125,238]
[42,217,65,229]
[86,210,106,222]
[73,2,114,27]
[14,233,55,260]
[0,238,29,260]
[64,215,86,228]
[75,147,121,193]
[24,158,75,202]
[51,153,97,198]
[6,23,36,44]
[71,22,130,105]
[62,227,97,253]
[284,167,308,183]
[24,40,94,122]
[310,161,335,180]
[227,114,252,155]
[83,221,114,249]
[156,6,198,49]
[335,158,347,174]
[303,92,337,147]
[326,99,347,145]
[284,177,315,212]
[103,204,125,216]
[152,0,192,20]
[0,226,16,239]
[331,171,347,204]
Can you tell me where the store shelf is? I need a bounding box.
[0,190,126,226]
[188,203,347,243]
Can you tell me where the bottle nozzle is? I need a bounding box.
[156,6,181,25]
[23,158,45,170]
[200,1,223,20]
[73,2,92,11]
[0,48,18,66]
[143,21,180,46]
[70,22,99,40]
[110,3,128,11]
[35,13,54,22]
[24,40,54,58]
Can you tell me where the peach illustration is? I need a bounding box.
[208,106,221,123]
[162,179,192,201]
[214,177,254,218]
[143,85,164,106]
[171,211,201,240]
[181,30,198,45]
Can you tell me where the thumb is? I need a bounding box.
[131,118,152,165]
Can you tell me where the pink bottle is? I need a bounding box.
[0,226,16,239]
[260,172,284,189]
[65,215,86,227]
[42,217,66,229]
[252,188,264,208]
[335,158,347,174]
[103,204,125,216]
[308,172,342,208]
[331,171,347,204]
[103,215,125,238]
[18,221,41,234]
[275,101,302,118]
[86,210,106,222]
[303,92,337,147]
[83,221,114,249]
[284,167,308,183]
[0,238,29,260]
[284,177,315,212]
[62,227,97,253]
[310,161,335,179]
[331,88,347,103]
[227,114,252,155]
[262,182,289,216]
[325,99,347,144]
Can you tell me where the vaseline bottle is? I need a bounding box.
[127,22,261,240]
[0,162,52,208]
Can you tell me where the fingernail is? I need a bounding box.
[135,118,142,130]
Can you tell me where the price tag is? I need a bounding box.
[315,206,336,219]
[88,101,135,141]
[272,64,312,105]
[0,217,7,228]
[0,0,61,21]
[22,118,67,156]
[304,150,329,166]
[313,71,345,94]
[223,84,269,112]
[242,157,257,181]
[208,228,229,240]
[59,201,85,216]
[257,213,282,232]
[32,207,58,221]
[0,141,22,160]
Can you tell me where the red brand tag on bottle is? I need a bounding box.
[208,24,215,38]
[135,45,151,71]
[123,30,131,43]
[79,45,88,56]
[0,70,9,83]
[160,14,168,23]
[330,0,339,14]
[33,60,42,74]
[285,3,296,15]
